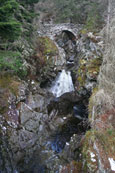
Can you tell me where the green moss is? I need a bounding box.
[77,55,102,95]
[80,29,88,35]
[77,75,86,87]
[87,58,102,74]
[37,36,58,56]
[33,36,59,77]
[87,58,102,119]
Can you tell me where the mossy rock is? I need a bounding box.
[77,60,87,89]
[0,74,20,96]
[0,74,21,114]
[36,36,58,56]
[33,36,59,69]
[88,87,98,119]
[82,129,115,172]
[77,56,102,91]
[86,57,102,80]
[80,29,88,35]
[82,130,98,172]
[87,58,102,74]
[32,36,59,82]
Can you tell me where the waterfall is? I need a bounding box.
[50,69,74,97]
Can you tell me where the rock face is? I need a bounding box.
[79,2,115,173]
[0,75,89,172]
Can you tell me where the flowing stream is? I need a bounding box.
[50,69,74,97]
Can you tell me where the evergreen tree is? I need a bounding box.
[0,0,21,41]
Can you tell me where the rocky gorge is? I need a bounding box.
[0,1,115,173]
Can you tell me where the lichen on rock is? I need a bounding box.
[75,32,103,94]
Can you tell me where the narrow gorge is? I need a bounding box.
[0,0,115,173]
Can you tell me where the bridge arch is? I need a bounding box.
[62,30,76,43]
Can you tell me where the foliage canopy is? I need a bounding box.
[38,0,107,30]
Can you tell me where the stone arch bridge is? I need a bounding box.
[37,23,80,40]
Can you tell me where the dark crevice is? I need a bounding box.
[62,30,76,43]
[47,102,90,153]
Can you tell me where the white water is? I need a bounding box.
[50,69,74,97]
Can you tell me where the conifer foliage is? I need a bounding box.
[0,0,21,41]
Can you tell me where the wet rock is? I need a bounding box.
[73,104,88,119]
[48,117,88,153]
[47,92,83,115]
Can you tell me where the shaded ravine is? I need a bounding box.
[24,103,89,173]
[21,26,90,172]
[48,115,88,153]
[23,25,92,172]
[0,20,104,172]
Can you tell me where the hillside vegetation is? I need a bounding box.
[0,0,108,78]
[37,0,107,30]
[0,0,39,77]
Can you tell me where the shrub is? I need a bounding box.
[0,50,27,77]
